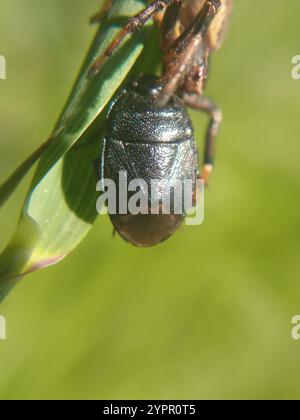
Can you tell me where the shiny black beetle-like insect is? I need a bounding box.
[99,76,198,247]
[92,0,233,247]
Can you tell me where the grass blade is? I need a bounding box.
[0,0,158,300]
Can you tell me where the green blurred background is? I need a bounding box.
[0,0,300,400]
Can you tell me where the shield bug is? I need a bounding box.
[92,0,234,246]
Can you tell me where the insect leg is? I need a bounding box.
[157,0,221,105]
[160,1,182,50]
[182,93,223,183]
[89,0,181,77]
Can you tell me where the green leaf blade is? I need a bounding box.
[0,0,158,299]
